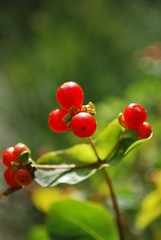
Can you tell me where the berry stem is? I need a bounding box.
[87,137,102,162]
[102,168,124,240]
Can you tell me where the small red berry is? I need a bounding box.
[137,122,152,139]
[123,103,147,130]
[48,108,69,133]
[15,167,33,187]
[14,143,29,159]
[70,112,97,138]
[2,147,18,167]
[56,81,84,110]
[4,168,20,189]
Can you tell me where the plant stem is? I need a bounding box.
[87,137,124,240]
[0,187,21,199]
[102,168,124,240]
[32,161,102,170]
[34,137,124,239]
[87,137,101,162]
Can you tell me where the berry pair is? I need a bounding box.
[2,143,33,188]
[48,81,97,138]
[119,103,152,139]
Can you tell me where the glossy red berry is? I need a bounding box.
[14,143,29,159]
[123,103,147,130]
[15,167,33,187]
[56,81,84,110]
[70,112,97,138]
[48,108,69,133]
[137,122,152,139]
[4,168,20,189]
[2,147,18,167]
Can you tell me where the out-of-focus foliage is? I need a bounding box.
[46,199,118,240]
[1,0,161,151]
[27,225,50,240]
[0,0,161,239]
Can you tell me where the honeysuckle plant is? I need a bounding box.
[0,82,153,240]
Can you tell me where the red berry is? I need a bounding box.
[123,103,147,129]
[2,147,18,167]
[70,112,97,138]
[56,81,84,110]
[137,122,152,139]
[4,168,20,189]
[14,143,29,159]
[48,108,69,133]
[15,167,33,187]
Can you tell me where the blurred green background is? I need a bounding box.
[0,0,161,239]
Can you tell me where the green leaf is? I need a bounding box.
[135,190,161,229]
[36,143,97,165]
[27,225,51,240]
[95,118,152,165]
[35,119,126,166]
[35,167,97,187]
[107,131,152,165]
[46,199,118,240]
[95,118,123,160]
[34,118,152,187]
[35,141,98,187]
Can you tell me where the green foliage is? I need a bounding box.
[35,167,98,188]
[0,1,161,239]
[46,199,118,240]
[27,225,50,240]
[36,143,97,165]
[136,189,161,229]
[34,118,152,188]
[136,171,161,229]
[96,119,151,165]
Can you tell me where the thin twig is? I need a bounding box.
[32,161,102,170]
[87,137,102,162]
[0,187,21,199]
[87,137,124,240]
[102,168,124,240]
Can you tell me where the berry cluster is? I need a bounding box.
[2,143,34,188]
[119,103,152,139]
[48,81,97,138]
